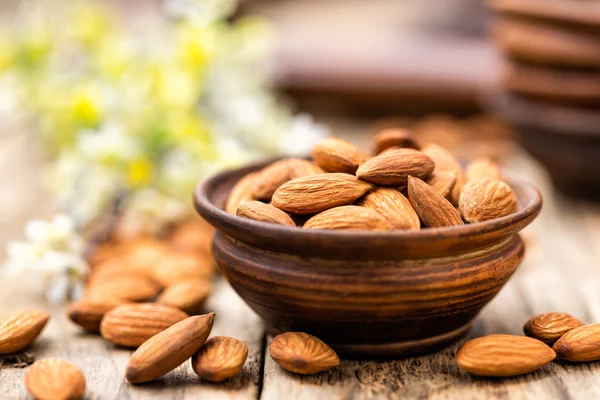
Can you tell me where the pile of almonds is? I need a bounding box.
[228,129,518,230]
[2,304,338,399]
[69,220,215,336]
[457,312,600,377]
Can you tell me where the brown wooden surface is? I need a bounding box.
[3,126,600,399]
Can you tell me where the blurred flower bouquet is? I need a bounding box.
[1,0,327,302]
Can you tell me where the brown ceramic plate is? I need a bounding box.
[503,61,600,105]
[488,92,600,198]
[493,17,600,69]
[489,0,600,29]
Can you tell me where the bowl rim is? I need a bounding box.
[194,158,543,245]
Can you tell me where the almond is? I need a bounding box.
[86,274,160,302]
[422,143,465,205]
[269,332,340,375]
[100,303,189,348]
[86,242,126,267]
[356,148,434,186]
[125,313,215,383]
[553,324,600,362]
[466,157,502,181]
[356,187,420,230]
[524,312,584,345]
[459,178,518,223]
[157,279,212,315]
[312,137,366,174]
[67,297,126,333]
[252,159,295,201]
[236,201,295,226]
[407,176,464,228]
[426,171,458,198]
[456,334,555,377]
[88,264,158,288]
[0,310,49,354]
[374,128,420,154]
[225,172,257,214]
[272,173,372,214]
[305,206,390,231]
[191,336,248,382]
[25,359,86,400]
[287,158,325,178]
[153,250,215,287]
[122,238,171,271]
[169,221,214,256]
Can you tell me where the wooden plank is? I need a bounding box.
[0,278,264,399]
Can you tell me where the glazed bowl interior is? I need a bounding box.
[194,159,542,260]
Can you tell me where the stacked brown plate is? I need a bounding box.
[487,0,600,198]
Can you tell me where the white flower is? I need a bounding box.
[77,122,141,164]
[117,188,188,238]
[277,114,330,156]
[164,0,238,25]
[3,214,89,303]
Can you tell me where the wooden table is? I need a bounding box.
[2,133,600,399]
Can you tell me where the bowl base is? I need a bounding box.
[265,322,472,360]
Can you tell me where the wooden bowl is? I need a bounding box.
[194,160,542,359]
[489,93,600,199]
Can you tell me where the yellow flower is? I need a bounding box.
[68,4,115,48]
[127,159,153,187]
[93,37,133,79]
[168,112,214,158]
[0,31,15,71]
[69,83,103,127]
[151,63,202,109]
[174,23,216,71]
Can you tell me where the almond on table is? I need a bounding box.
[125,313,215,383]
[25,359,86,400]
[269,332,340,375]
[157,279,213,315]
[192,336,248,382]
[553,323,600,362]
[524,312,584,345]
[456,334,555,377]
[67,297,125,333]
[100,303,189,348]
[0,310,49,355]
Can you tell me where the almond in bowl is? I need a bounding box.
[224,131,518,231]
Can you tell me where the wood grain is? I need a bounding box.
[0,279,264,400]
